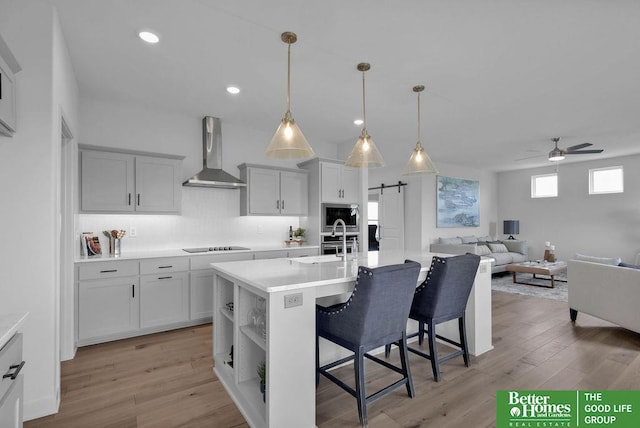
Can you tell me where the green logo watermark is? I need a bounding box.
[497,391,640,427]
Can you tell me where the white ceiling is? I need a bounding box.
[49,0,640,172]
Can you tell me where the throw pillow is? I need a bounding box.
[459,235,478,244]
[574,253,622,266]
[488,243,508,253]
[440,237,463,245]
[476,245,492,256]
[477,235,492,242]
[618,262,640,270]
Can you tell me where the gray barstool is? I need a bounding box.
[387,253,480,381]
[316,260,421,427]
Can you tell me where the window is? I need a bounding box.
[589,166,623,194]
[531,173,558,198]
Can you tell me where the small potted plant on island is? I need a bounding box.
[293,227,305,245]
[257,361,266,402]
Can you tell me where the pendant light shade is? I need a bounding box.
[403,85,438,175]
[345,63,385,168]
[265,32,314,159]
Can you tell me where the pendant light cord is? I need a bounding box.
[361,70,367,130]
[417,91,421,143]
[286,41,291,112]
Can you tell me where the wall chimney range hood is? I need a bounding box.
[183,116,247,189]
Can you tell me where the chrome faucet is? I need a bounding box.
[331,219,347,261]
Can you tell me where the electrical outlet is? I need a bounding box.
[257,225,264,234]
[284,293,303,308]
[130,226,137,237]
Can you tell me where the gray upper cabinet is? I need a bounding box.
[135,155,181,212]
[0,33,21,137]
[80,148,182,213]
[320,162,359,204]
[239,164,308,216]
[81,151,135,212]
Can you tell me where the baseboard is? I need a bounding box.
[24,393,59,422]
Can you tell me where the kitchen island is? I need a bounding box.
[211,251,493,428]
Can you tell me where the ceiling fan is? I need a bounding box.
[548,137,603,161]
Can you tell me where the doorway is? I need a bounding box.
[59,115,75,363]
[368,183,406,252]
[367,193,380,251]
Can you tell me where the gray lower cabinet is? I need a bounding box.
[189,253,254,321]
[0,334,24,428]
[76,249,319,345]
[140,272,189,329]
[77,260,140,342]
[189,270,214,320]
[0,376,23,428]
[78,276,139,341]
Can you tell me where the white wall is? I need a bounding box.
[0,0,79,419]
[77,97,339,251]
[369,161,498,252]
[497,154,640,263]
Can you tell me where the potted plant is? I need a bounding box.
[257,361,266,402]
[294,227,305,241]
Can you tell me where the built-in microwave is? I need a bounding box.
[322,203,359,232]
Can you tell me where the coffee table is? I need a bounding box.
[505,261,567,288]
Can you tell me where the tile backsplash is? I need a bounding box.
[78,187,300,255]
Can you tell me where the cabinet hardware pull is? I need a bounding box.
[276,200,280,209]
[132,284,135,298]
[137,194,141,206]
[3,361,25,380]
[100,269,118,273]
[338,189,341,198]
[128,193,131,205]
[158,265,172,269]
[282,200,285,210]
[158,276,173,280]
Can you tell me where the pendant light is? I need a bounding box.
[403,85,438,175]
[265,32,314,159]
[345,63,385,168]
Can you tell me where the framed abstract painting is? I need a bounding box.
[436,175,480,227]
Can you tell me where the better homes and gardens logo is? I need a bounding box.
[497,391,640,427]
[498,390,574,427]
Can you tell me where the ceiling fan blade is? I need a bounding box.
[561,143,592,152]
[565,149,604,155]
[514,154,544,161]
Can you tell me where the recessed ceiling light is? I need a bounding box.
[139,31,160,44]
[226,86,241,95]
[353,119,364,126]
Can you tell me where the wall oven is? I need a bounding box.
[322,203,359,232]
[321,234,359,255]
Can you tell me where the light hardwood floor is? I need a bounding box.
[26,291,640,427]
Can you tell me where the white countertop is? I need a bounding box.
[75,244,319,263]
[0,312,28,349]
[211,251,493,293]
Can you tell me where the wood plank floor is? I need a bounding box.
[26,291,640,427]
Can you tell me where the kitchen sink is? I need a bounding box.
[289,255,347,264]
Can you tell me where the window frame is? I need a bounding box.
[531,173,558,198]
[589,166,624,195]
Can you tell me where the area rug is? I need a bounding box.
[491,272,568,302]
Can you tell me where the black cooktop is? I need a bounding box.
[183,246,251,253]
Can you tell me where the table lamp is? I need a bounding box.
[503,220,519,240]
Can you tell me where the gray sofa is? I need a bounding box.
[430,237,528,274]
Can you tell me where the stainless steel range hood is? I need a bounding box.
[183,116,247,189]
